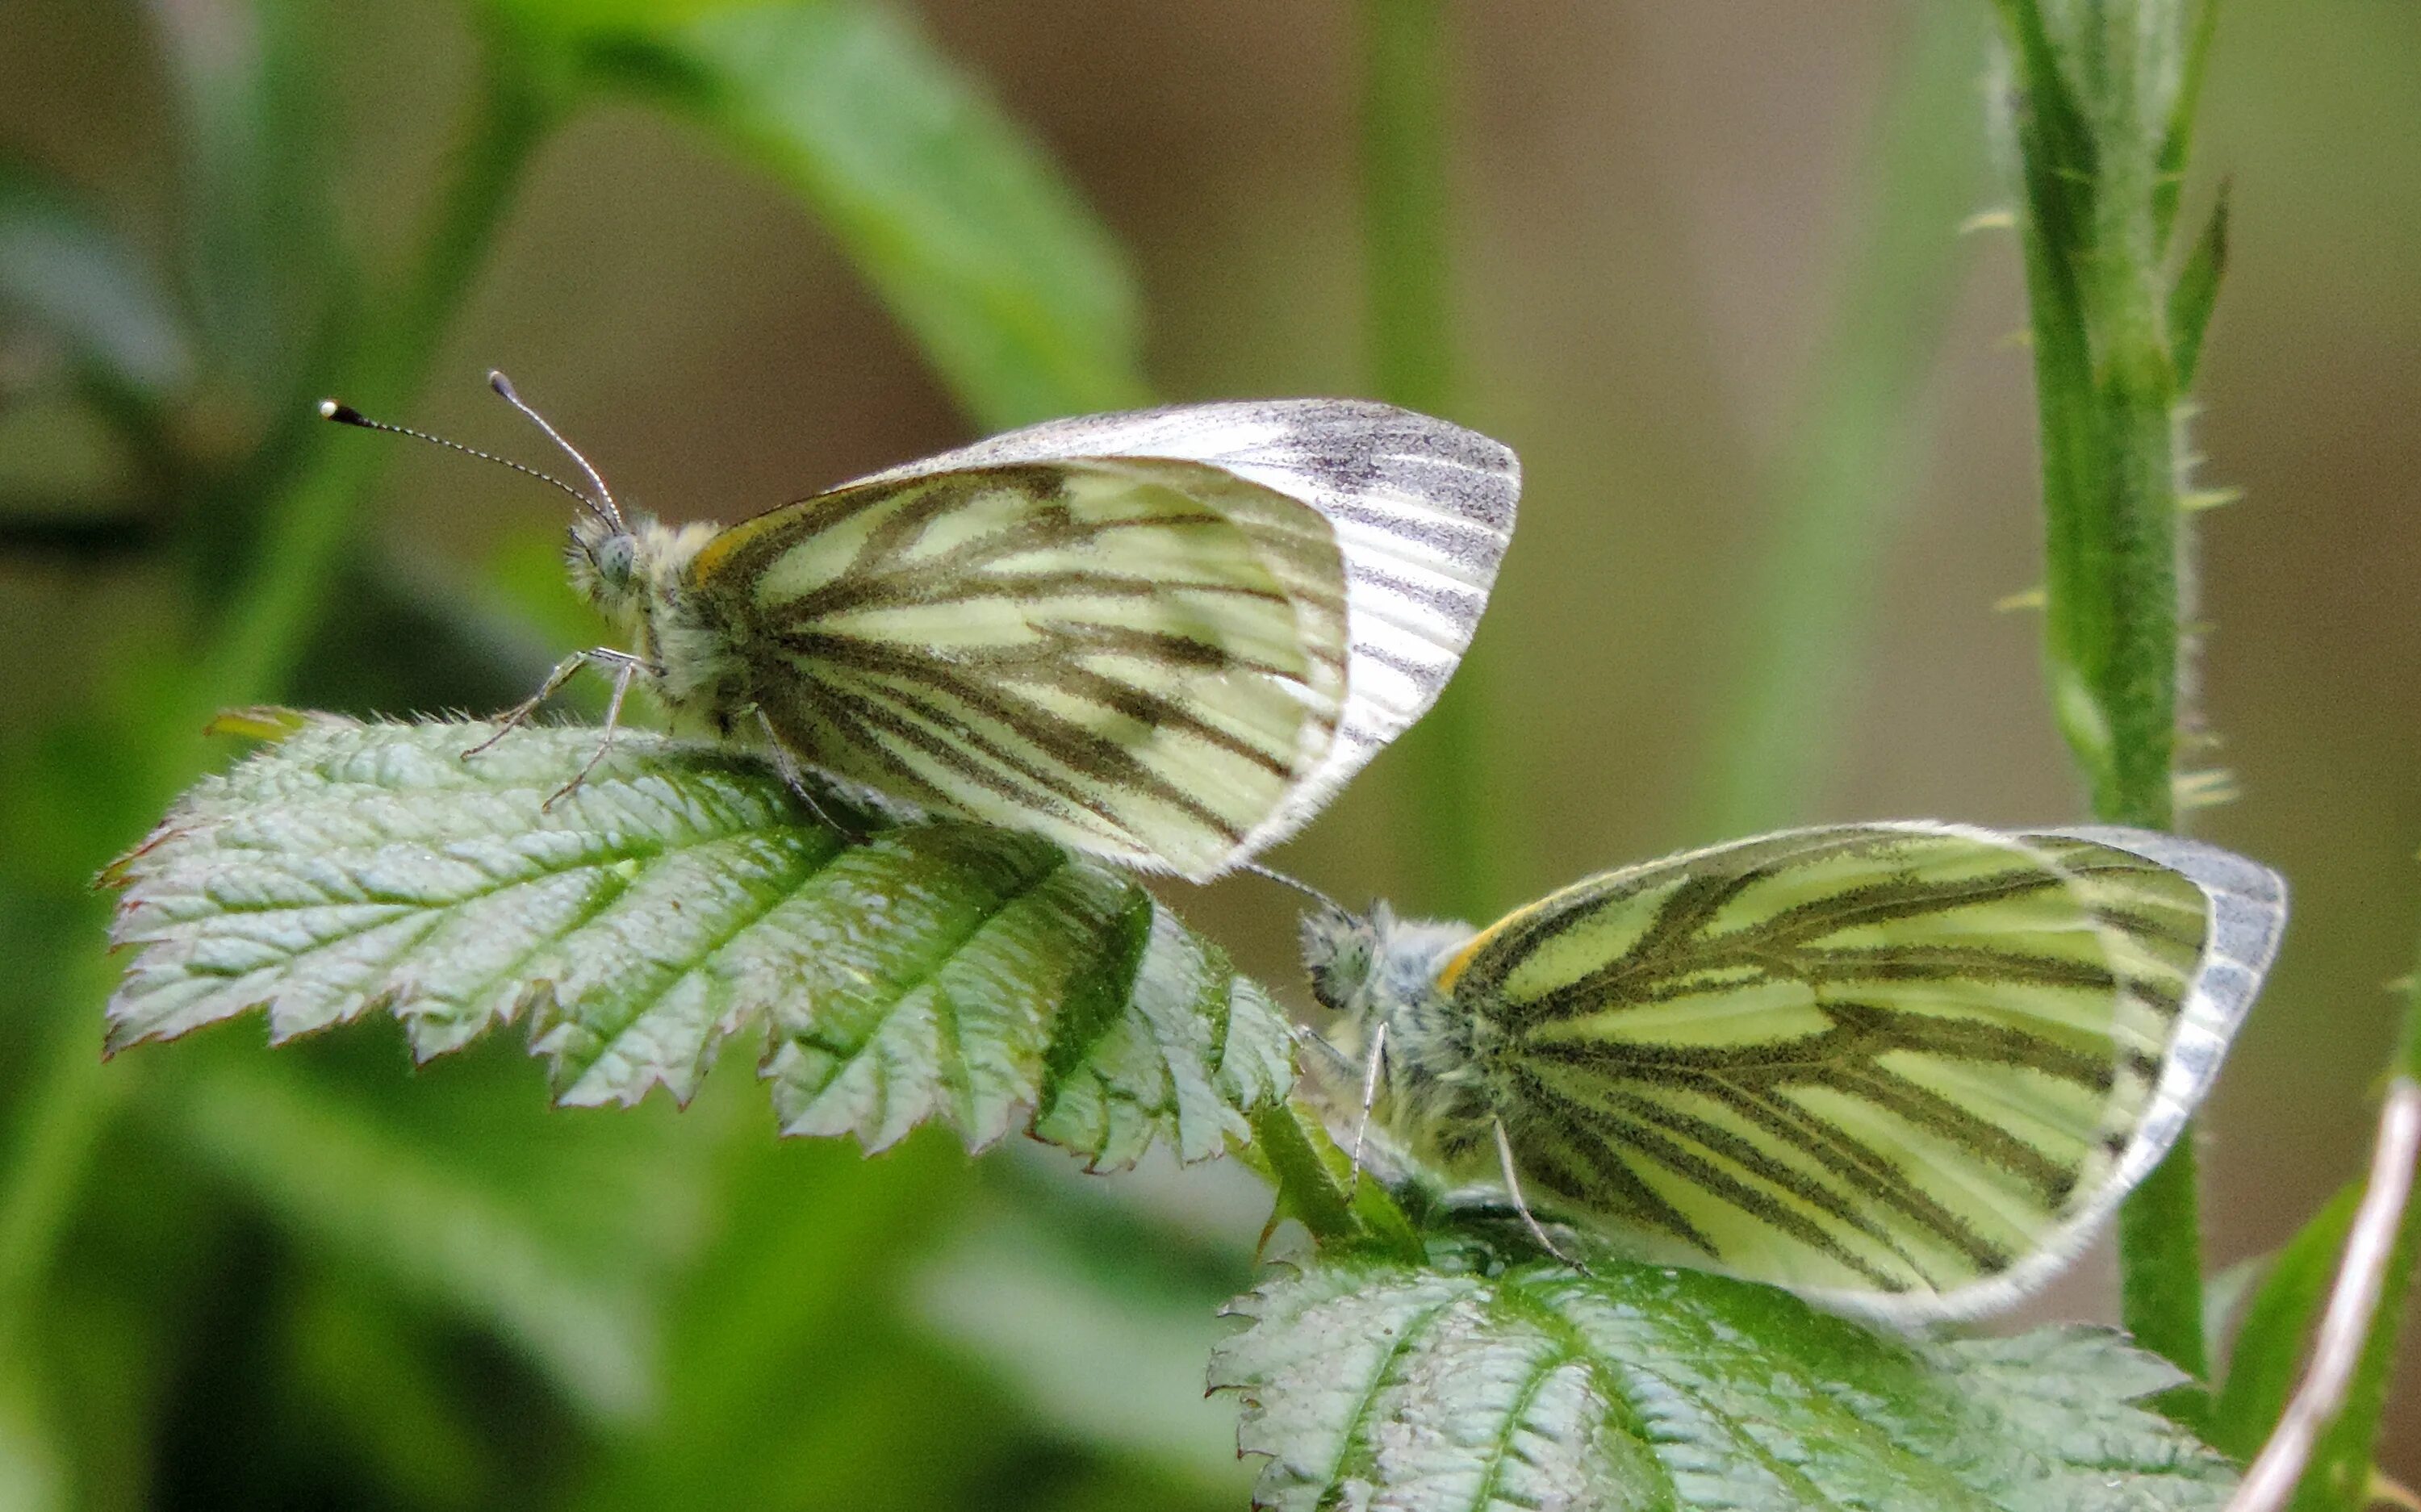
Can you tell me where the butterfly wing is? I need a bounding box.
[841,399,1520,851]
[1439,821,2283,1318]
[690,457,1347,878]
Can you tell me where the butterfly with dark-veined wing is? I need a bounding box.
[1301,822,2285,1319]
[323,377,1518,879]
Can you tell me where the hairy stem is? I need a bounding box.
[1990,0,2222,1399]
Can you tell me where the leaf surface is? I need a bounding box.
[104,717,1293,1169]
[1213,1247,2240,1512]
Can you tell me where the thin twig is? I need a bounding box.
[2223,1080,2421,1512]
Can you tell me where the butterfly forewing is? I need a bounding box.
[695,458,1347,878]
[844,399,1520,853]
[1437,822,2281,1318]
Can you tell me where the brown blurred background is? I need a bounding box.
[5,0,2416,1497]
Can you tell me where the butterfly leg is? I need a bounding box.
[1495,1118,1588,1273]
[541,651,643,809]
[753,708,868,843]
[1348,1020,1387,1189]
[463,649,600,760]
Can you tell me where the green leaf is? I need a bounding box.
[2275,989,2421,1512]
[1243,1099,1424,1263]
[0,164,192,399]
[567,0,1150,430]
[1212,1248,2239,1512]
[102,716,1292,1170]
[2211,1182,2361,1460]
[2151,0,2221,244]
[2169,186,2229,392]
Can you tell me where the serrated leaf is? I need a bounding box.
[564,0,1150,430]
[102,717,1293,1170]
[1212,1251,2239,1512]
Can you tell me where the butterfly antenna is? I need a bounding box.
[1241,862,1342,914]
[487,370,625,532]
[316,399,605,520]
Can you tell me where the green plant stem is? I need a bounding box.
[1694,6,1987,838]
[1358,0,1498,921]
[1994,0,2214,1401]
[2074,10,2197,1397]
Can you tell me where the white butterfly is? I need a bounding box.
[329,386,1520,879]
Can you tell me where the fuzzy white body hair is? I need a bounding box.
[569,516,744,736]
[1301,904,1506,1183]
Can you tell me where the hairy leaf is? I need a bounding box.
[102,717,1293,1169]
[1213,1249,2239,1512]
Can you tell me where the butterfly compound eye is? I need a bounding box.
[592,533,636,587]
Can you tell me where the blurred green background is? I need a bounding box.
[2,0,2416,1506]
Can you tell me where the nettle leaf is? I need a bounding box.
[1212,1250,2239,1512]
[102,717,1294,1168]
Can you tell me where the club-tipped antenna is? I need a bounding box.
[1242,862,1342,915]
[316,398,608,522]
[487,370,623,532]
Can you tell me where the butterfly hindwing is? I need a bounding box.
[1432,822,2283,1318]
[843,399,1520,853]
[692,457,1347,878]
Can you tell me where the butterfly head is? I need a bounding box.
[1301,901,1387,1017]
[566,509,643,618]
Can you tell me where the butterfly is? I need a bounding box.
[324,378,1519,879]
[1298,821,2286,1319]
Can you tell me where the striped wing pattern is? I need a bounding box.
[845,399,1520,852]
[1429,823,2283,1318]
[692,458,1346,879]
